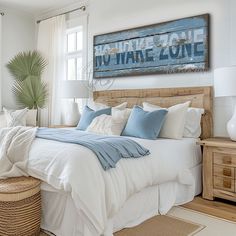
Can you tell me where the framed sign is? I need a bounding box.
[93,14,209,78]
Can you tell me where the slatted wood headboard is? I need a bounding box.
[93,86,213,139]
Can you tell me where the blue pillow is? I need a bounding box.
[77,106,111,130]
[122,105,168,140]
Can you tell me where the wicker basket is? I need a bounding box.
[0,177,41,236]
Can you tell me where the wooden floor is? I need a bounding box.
[182,196,236,222]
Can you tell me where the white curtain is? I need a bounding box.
[37,15,66,127]
[0,14,2,110]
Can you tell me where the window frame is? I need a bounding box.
[65,14,88,81]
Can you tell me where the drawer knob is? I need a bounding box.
[223,168,232,177]
[223,179,231,189]
[223,156,232,165]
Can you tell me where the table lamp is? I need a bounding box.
[60,80,89,125]
[214,66,236,140]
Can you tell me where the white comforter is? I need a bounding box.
[0,127,201,235]
[27,135,201,235]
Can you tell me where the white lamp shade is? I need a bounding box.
[214,66,236,97]
[60,80,89,99]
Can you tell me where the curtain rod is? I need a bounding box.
[37,5,86,24]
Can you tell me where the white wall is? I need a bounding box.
[88,0,236,136]
[0,6,36,109]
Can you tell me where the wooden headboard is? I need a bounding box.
[93,86,213,139]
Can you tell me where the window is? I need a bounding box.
[65,15,88,112]
[66,26,84,80]
[66,14,87,81]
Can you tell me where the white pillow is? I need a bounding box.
[3,107,28,127]
[183,108,204,138]
[88,100,127,111]
[0,113,7,128]
[86,114,127,136]
[143,101,190,139]
[112,108,132,122]
[26,109,37,127]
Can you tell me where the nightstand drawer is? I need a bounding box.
[213,152,236,167]
[214,176,235,192]
[213,165,235,178]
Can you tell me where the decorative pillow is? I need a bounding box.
[112,108,132,122]
[0,113,7,128]
[88,100,127,111]
[183,108,204,138]
[143,101,190,139]
[122,106,168,140]
[3,107,28,127]
[77,106,111,130]
[26,109,37,127]
[86,114,127,136]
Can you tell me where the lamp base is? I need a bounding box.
[64,101,80,126]
[227,106,236,141]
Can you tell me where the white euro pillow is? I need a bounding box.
[87,100,127,111]
[0,113,7,128]
[3,107,28,127]
[2,108,37,127]
[143,101,190,139]
[183,108,204,138]
[26,109,37,127]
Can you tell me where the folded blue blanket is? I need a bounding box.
[36,128,150,170]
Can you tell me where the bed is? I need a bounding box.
[0,86,213,236]
[29,86,212,236]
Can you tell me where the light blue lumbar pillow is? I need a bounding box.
[77,106,111,130]
[122,105,168,140]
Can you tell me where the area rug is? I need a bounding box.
[40,206,236,236]
[114,215,203,236]
[40,214,203,236]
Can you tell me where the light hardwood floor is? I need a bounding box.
[182,196,236,222]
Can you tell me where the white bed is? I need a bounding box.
[0,86,212,236]
[27,137,202,236]
[33,86,212,236]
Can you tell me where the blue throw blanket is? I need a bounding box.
[36,128,150,170]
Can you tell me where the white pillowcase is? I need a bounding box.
[1,108,37,127]
[112,107,132,122]
[87,100,127,111]
[26,109,37,126]
[0,113,7,128]
[86,108,131,135]
[3,107,28,127]
[143,101,190,139]
[86,115,124,136]
[183,108,204,138]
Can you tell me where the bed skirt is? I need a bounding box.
[40,164,202,236]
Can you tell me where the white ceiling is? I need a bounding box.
[0,0,81,15]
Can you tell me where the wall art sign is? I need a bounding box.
[93,14,209,78]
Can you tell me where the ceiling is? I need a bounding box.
[0,0,81,15]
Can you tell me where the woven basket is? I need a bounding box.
[0,177,41,236]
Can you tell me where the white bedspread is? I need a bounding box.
[0,126,36,178]
[26,135,201,235]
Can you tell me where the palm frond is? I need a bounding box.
[7,51,47,82]
[12,76,48,109]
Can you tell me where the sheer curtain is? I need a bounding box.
[0,14,2,110]
[37,15,66,127]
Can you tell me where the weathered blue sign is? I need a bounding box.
[93,14,209,78]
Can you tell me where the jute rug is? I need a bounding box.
[114,215,203,236]
[40,214,203,236]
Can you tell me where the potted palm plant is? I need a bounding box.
[7,51,48,123]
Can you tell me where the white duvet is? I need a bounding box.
[0,127,201,235]
[27,135,201,235]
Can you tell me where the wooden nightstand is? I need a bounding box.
[198,138,236,202]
